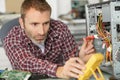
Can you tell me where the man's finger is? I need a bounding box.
[81,38,87,48]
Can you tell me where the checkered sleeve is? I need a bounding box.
[4,39,58,77]
[60,24,78,61]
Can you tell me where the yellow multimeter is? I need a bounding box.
[78,53,105,80]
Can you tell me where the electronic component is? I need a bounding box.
[85,0,120,79]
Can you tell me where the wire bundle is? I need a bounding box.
[96,14,112,63]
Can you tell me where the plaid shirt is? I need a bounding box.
[3,19,77,77]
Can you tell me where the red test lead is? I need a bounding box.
[85,35,98,40]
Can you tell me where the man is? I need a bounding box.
[3,0,95,79]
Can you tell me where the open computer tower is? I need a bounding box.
[85,0,120,79]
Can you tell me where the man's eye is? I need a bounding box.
[44,22,49,25]
[31,23,38,26]
[45,22,48,24]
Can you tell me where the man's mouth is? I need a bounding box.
[35,37,44,41]
[36,38,44,41]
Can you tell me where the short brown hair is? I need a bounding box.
[20,0,51,19]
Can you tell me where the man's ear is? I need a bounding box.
[19,17,24,29]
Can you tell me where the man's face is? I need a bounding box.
[19,8,50,44]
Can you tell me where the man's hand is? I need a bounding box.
[79,38,95,62]
[56,57,85,79]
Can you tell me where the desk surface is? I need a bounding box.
[40,72,112,80]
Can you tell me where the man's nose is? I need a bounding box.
[38,25,45,35]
